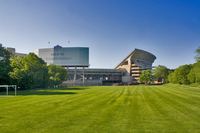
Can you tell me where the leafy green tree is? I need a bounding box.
[9,56,27,88]
[195,47,200,62]
[153,65,169,83]
[140,70,153,85]
[188,62,200,83]
[0,46,11,85]
[168,64,192,84]
[9,53,49,89]
[24,53,49,88]
[48,64,67,87]
[168,70,175,83]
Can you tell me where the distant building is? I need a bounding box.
[6,47,27,57]
[38,45,89,67]
[115,49,156,83]
[0,44,26,57]
[38,45,156,85]
[65,68,123,86]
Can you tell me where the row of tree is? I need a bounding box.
[168,62,200,84]
[139,65,170,85]
[168,47,200,85]
[140,47,200,85]
[0,46,67,90]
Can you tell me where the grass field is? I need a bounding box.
[0,84,200,133]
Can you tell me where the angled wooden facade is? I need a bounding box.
[115,49,156,82]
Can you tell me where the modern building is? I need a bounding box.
[38,45,156,85]
[38,45,89,67]
[115,49,156,83]
[64,68,123,86]
[6,47,27,57]
[0,43,26,57]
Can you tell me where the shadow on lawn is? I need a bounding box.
[7,87,90,96]
[18,90,77,96]
[61,87,90,90]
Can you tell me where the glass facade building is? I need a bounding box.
[38,45,89,67]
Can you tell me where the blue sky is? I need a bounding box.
[0,0,200,69]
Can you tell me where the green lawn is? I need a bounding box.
[0,84,200,133]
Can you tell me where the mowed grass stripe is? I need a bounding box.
[1,84,200,133]
[79,87,137,133]
[95,87,138,133]
[155,85,200,111]
[45,87,125,133]
[124,86,173,132]
[163,84,200,98]
[140,87,176,131]
[0,87,109,109]
[143,87,192,132]
[0,87,119,133]
[151,87,200,132]
[18,87,122,133]
[0,88,91,106]
[0,87,126,133]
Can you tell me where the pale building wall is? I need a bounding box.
[116,56,131,75]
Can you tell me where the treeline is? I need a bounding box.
[168,47,200,85]
[0,46,67,90]
[140,65,171,84]
[140,47,200,85]
[168,62,200,84]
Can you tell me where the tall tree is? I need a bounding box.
[48,64,67,87]
[153,65,169,83]
[195,47,200,62]
[188,62,200,83]
[168,64,192,84]
[168,70,175,83]
[0,46,11,85]
[9,53,49,89]
[140,70,153,85]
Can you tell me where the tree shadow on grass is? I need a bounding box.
[5,87,91,96]
[60,87,90,90]
[17,90,77,96]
